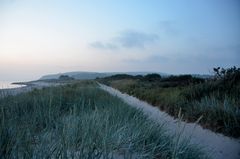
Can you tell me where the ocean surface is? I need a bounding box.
[0,81,25,89]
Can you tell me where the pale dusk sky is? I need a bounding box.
[0,0,239,81]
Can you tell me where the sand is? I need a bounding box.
[99,83,240,159]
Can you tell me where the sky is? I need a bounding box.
[0,0,239,81]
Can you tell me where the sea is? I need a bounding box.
[0,81,25,89]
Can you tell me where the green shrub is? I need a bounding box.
[142,73,162,82]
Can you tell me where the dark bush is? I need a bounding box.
[58,75,74,80]
[104,74,136,80]
[143,73,161,82]
[160,75,205,87]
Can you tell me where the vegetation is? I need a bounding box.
[98,67,240,137]
[0,81,207,158]
[142,73,162,82]
[58,75,75,81]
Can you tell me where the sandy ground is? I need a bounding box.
[99,83,240,159]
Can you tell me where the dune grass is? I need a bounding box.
[0,81,208,159]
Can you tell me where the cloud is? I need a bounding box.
[198,45,240,65]
[89,30,159,50]
[89,41,118,50]
[146,55,170,63]
[158,20,179,36]
[123,54,170,64]
[115,30,159,48]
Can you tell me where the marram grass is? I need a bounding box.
[0,81,208,159]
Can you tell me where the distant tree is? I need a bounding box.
[161,75,204,86]
[143,73,162,81]
[135,75,143,79]
[106,74,136,80]
[58,75,74,80]
[163,75,192,82]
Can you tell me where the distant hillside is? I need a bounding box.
[40,71,169,80]
[40,71,211,80]
[40,72,110,80]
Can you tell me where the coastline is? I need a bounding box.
[0,80,61,98]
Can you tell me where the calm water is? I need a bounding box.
[0,81,25,89]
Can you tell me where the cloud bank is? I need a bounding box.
[89,30,159,50]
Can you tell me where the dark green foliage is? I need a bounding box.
[213,66,240,96]
[58,75,75,80]
[142,73,162,82]
[213,66,240,81]
[103,74,137,80]
[160,75,205,87]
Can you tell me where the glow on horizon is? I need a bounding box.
[0,0,239,81]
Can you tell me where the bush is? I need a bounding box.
[143,73,162,82]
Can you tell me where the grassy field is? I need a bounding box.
[98,68,240,137]
[0,81,207,159]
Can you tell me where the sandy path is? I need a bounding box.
[99,83,240,159]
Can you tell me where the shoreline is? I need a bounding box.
[0,80,61,98]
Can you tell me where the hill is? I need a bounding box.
[39,71,169,80]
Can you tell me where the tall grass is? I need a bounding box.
[190,95,240,136]
[0,81,207,158]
